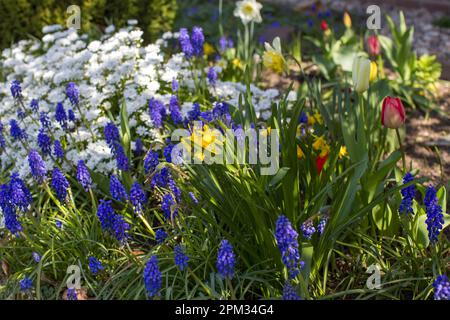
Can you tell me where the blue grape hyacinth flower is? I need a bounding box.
[282,282,301,300]
[216,239,236,279]
[88,257,104,275]
[424,185,444,244]
[143,256,162,298]
[275,215,304,279]
[109,174,128,202]
[28,149,47,183]
[20,276,33,291]
[399,172,415,215]
[433,275,450,300]
[51,167,70,202]
[76,160,92,192]
[174,244,189,271]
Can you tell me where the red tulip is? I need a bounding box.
[320,20,329,31]
[316,154,328,174]
[367,35,380,56]
[381,96,406,129]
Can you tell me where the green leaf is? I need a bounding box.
[267,167,290,189]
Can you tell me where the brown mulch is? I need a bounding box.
[405,82,450,186]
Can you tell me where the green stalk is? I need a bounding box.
[395,128,406,173]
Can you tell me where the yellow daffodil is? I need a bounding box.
[313,111,323,125]
[343,12,352,28]
[308,111,323,126]
[369,61,378,82]
[232,58,243,70]
[296,125,303,138]
[313,135,331,157]
[313,136,327,151]
[203,43,215,56]
[320,144,330,157]
[297,145,305,159]
[339,146,348,159]
[308,113,316,126]
[263,37,287,74]
[261,126,271,137]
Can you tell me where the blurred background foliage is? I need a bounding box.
[0,0,177,49]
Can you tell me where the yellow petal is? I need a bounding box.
[369,61,378,83]
[339,146,348,159]
[297,146,305,159]
[343,12,352,28]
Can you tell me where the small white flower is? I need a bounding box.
[234,0,263,24]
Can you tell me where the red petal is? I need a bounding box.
[316,154,328,174]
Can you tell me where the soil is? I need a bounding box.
[405,82,450,186]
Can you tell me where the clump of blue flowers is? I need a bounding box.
[28,149,47,183]
[76,160,92,192]
[207,67,218,85]
[282,282,301,300]
[55,102,67,129]
[130,182,147,214]
[66,288,77,300]
[148,98,167,129]
[109,174,128,202]
[300,221,316,240]
[51,167,70,202]
[144,150,159,174]
[275,215,304,279]
[10,80,22,99]
[66,82,79,106]
[10,119,27,140]
[96,200,129,242]
[174,244,189,271]
[399,172,415,215]
[178,28,194,59]
[162,193,177,220]
[433,275,450,300]
[88,257,104,275]
[155,229,168,244]
[191,26,204,57]
[424,185,444,244]
[20,276,33,291]
[216,239,236,279]
[317,217,328,235]
[169,95,183,125]
[37,129,51,155]
[143,256,162,298]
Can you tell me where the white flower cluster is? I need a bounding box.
[0,25,282,180]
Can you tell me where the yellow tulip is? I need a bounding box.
[352,56,371,93]
[343,12,352,28]
[369,61,378,82]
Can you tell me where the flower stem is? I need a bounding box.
[395,128,406,173]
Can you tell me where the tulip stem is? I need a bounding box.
[395,128,406,173]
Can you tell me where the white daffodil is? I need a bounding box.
[263,37,287,74]
[234,0,263,24]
